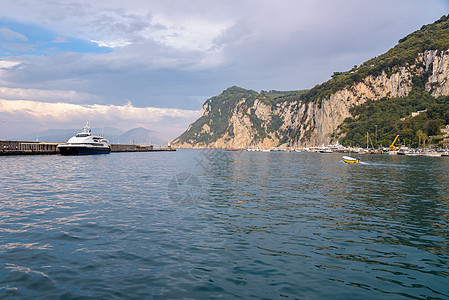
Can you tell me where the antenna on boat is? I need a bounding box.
[84,122,91,134]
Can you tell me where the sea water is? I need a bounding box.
[0,150,448,299]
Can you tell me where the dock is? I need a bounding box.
[1,140,175,155]
[110,144,175,152]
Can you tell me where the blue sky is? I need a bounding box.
[0,19,111,57]
[0,0,448,140]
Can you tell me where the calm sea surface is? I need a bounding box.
[1,150,448,299]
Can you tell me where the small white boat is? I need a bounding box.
[422,152,441,157]
[319,149,333,153]
[405,152,422,156]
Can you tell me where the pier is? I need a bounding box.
[0,140,175,155]
[110,144,175,152]
[1,140,58,155]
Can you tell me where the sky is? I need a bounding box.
[0,0,448,141]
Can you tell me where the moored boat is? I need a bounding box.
[422,151,442,157]
[57,122,111,155]
[405,152,422,156]
[319,149,333,153]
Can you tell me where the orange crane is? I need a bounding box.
[389,135,400,151]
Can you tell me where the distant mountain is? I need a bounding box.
[19,127,123,143]
[173,15,449,149]
[117,127,165,146]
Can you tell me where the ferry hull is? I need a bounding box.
[58,146,110,155]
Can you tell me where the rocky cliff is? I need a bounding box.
[173,16,449,149]
[290,50,449,147]
[425,49,449,96]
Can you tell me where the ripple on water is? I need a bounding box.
[0,152,448,298]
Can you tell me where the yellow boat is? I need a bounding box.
[343,156,361,164]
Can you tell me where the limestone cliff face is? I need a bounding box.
[425,49,449,96]
[292,67,415,147]
[174,96,289,149]
[173,49,449,149]
[292,50,449,147]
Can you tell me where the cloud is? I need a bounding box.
[90,39,132,48]
[0,60,21,69]
[0,27,27,41]
[2,1,446,83]
[0,98,199,123]
[0,98,200,139]
[0,86,102,103]
[0,0,447,139]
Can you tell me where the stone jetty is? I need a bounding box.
[0,140,175,155]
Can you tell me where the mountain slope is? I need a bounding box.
[173,87,307,148]
[118,127,165,146]
[173,15,449,149]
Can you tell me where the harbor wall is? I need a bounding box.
[1,140,59,155]
[1,140,174,155]
[110,144,154,152]
[110,144,175,152]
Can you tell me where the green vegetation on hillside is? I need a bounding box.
[337,85,449,148]
[175,86,257,145]
[312,15,449,148]
[175,15,449,148]
[298,15,449,104]
[228,15,449,109]
[174,86,309,146]
[305,15,449,147]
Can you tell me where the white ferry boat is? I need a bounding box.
[57,122,111,155]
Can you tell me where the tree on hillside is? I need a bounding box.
[417,130,429,148]
[416,129,424,148]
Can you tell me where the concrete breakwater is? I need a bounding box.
[1,140,59,155]
[0,140,175,155]
[110,144,175,152]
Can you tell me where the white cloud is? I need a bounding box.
[0,99,199,124]
[0,86,101,103]
[2,1,446,78]
[0,0,447,140]
[0,98,200,139]
[0,60,21,69]
[90,39,132,48]
[0,27,27,41]
[150,16,233,51]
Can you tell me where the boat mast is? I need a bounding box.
[366,132,369,150]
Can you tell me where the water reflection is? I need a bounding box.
[195,152,449,298]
